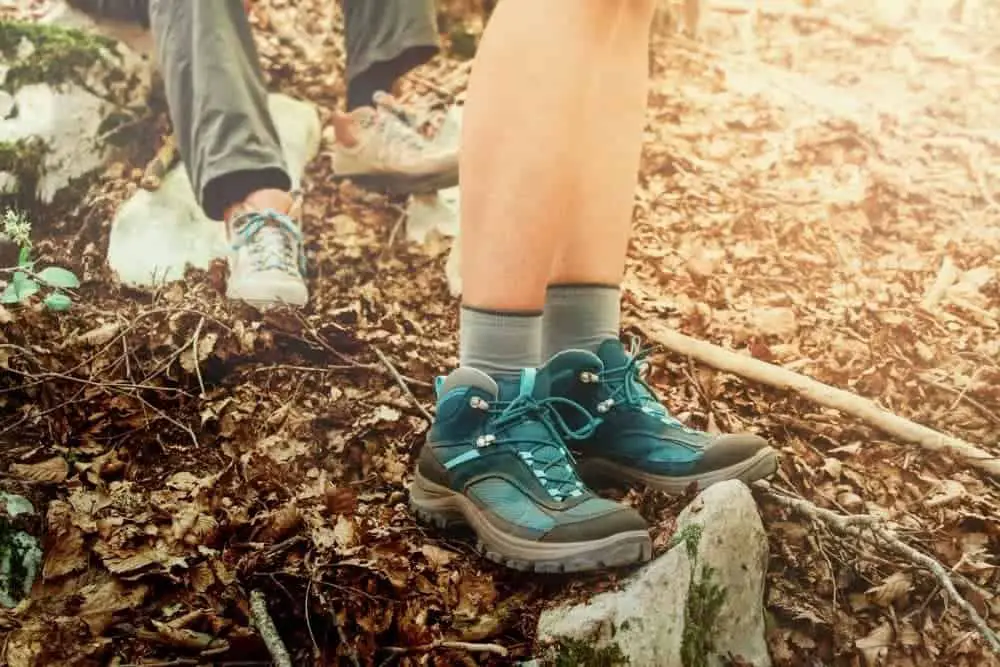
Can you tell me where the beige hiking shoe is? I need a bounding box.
[226,202,308,307]
[331,93,459,195]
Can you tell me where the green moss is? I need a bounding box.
[670,523,703,560]
[549,637,629,667]
[0,494,41,608]
[681,566,726,667]
[0,20,117,91]
[670,522,727,667]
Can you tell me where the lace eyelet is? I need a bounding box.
[475,434,496,448]
[578,371,600,384]
[469,396,489,411]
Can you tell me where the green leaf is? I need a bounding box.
[17,246,31,267]
[11,272,39,302]
[35,266,80,289]
[43,292,72,311]
[1,282,18,304]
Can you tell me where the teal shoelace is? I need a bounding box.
[598,338,697,434]
[474,393,601,501]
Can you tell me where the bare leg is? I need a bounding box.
[548,4,654,286]
[460,0,656,313]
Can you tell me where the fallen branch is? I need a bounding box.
[759,483,1000,654]
[382,640,509,661]
[249,589,293,667]
[373,345,434,422]
[639,322,1000,478]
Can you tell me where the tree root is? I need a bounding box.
[758,483,1000,654]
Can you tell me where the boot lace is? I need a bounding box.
[468,392,600,501]
[231,209,305,276]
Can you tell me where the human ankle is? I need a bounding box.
[332,111,364,148]
[223,189,294,223]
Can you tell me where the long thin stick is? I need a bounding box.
[640,322,1000,477]
[249,589,293,667]
[373,346,434,422]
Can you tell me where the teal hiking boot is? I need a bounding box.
[409,360,652,573]
[545,339,778,494]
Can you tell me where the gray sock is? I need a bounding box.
[460,306,542,379]
[543,284,621,357]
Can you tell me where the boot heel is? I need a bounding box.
[409,473,467,530]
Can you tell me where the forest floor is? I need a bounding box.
[1,1,999,665]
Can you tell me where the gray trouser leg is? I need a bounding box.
[340,0,439,84]
[148,0,290,220]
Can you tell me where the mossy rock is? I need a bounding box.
[0,19,150,205]
[0,493,42,608]
[0,20,118,92]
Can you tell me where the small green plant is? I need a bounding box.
[1,208,78,311]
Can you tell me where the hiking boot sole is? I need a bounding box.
[408,472,651,573]
[332,168,459,196]
[227,279,308,308]
[577,445,779,495]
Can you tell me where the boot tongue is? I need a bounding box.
[532,349,604,399]
[595,338,630,371]
[496,370,535,403]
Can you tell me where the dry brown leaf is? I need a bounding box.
[866,572,912,607]
[179,331,218,373]
[924,479,966,507]
[42,501,86,580]
[10,457,68,483]
[258,503,301,542]
[855,622,893,666]
[101,546,185,575]
[751,307,799,338]
[74,322,122,347]
[148,620,217,650]
[78,579,148,634]
[420,543,455,569]
[190,561,215,593]
[333,515,357,551]
[324,485,358,516]
[165,471,201,493]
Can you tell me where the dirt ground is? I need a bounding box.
[1,1,999,665]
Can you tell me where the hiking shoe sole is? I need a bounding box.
[577,445,779,495]
[408,472,651,573]
[332,168,459,196]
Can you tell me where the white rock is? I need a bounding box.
[107,93,321,287]
[404,105,463,295]
[536,481,771,667]
[0,19,150,203]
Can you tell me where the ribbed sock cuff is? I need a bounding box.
[543,284,621,357]
[460,306,543,379]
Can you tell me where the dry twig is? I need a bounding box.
[249,589,293,667]
[373,345,433,422]
[760,483,1000,654]
[381,639,509,665]
[640,322,1000,477]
